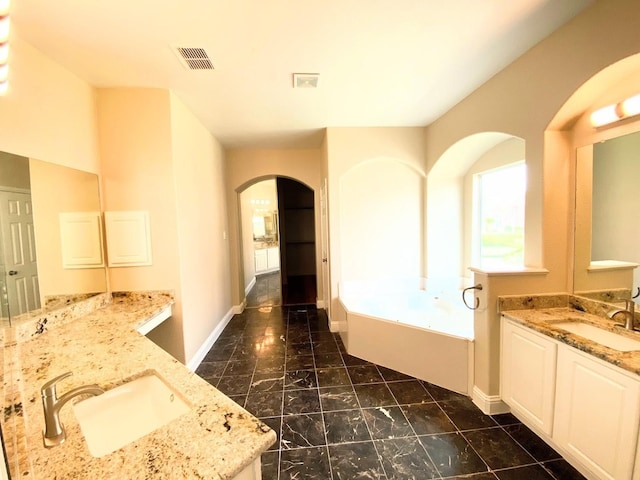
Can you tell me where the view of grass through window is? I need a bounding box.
[477,162,526,268]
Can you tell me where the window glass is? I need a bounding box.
[475,162,526,268]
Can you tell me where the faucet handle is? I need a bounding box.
[41,372,72,398]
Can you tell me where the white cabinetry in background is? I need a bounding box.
[501,319,557,435]
[501,317,640,480]
[255,246,280,274]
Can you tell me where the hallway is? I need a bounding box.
[195,277,586,480]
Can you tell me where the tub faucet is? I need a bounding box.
[607,299,637,331]
[41,371,104,448]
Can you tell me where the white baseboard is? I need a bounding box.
[232,299,246,315]
[317,299,326,309]
[186,307,235,371]
[471,386,510,415]
[245,277,256,296]
[329,320,347,332]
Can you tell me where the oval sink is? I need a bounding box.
[552,321,640,352]
[72,372,190,457]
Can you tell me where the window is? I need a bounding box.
[474,162,526,268]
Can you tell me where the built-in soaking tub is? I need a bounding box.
[337,279,474,394]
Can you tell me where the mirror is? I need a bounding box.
[0,153,107,326]
[573,131,640,302]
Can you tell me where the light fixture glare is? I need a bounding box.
[0,16,9,43]
[590,104,620,127]
[0,43,8,64]
[621,94,640,118]
[0,63,7,82]
[0,80,7,96]
[0,0,9,17]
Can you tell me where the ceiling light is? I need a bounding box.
[0,43,7,64]
[590,104,621,127]
[621,93,640,117]
[0,15,9,43]
[0,80,6,95]
[0,0,9,17]
[293,73,319,89]
[0,64,7,82]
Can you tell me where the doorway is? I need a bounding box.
[239,177,317,308]
[277,177,317,306]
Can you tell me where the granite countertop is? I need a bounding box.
[501,305,640,376]
[5,292,275,479]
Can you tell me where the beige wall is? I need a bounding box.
[169,93,232,364]
[325,127,426,321]
[97,88,185,360]
[225,148,322,307]
[422,0,640,401]
[0,36,99,173]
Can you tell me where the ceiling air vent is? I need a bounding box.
[293,73,319,88]
[173,47,214,70]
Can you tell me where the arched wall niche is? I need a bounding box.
[339,157,425,284]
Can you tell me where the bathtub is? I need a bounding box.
[337,279,474,394]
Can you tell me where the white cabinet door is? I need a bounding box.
[501,318,557,435]
[267,247,280,270]
[255,249,268,272]
[554,347,640,480]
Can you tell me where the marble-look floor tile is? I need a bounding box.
[328,441,386,480]
[202,345,235,362]
[362,406,414,440]
[281,413,326,449]
[250,372,285,393]
[280,446,332,480]
[354,383,397,408]
[494,464,555,480]
[284,369,318,390]
[387,380,434,405]
[286,342,313,356]
[422,382,467,402]
[311,339,341,355]
[319,385,360,411]
[439,398,498,431]
[255,356,286,374]
[286,355,316,371]
[401,403,457,435]
[490,413,520,426]
[316,367,352,387]
[283,388,322,415]
[542,459,587,480]
[375,437,439,479]
[245,390,284,418]
[347,365,385,384]
[503,424,561,462]
[324,410,372,444]
[377,366,413,382]
[195,360,227,379]
[463,428,536,470]
[446,473,498,480]
[342,353,372,367]
[216,374,253,396]
[419,432,488,477]
[314,353,344,368]
[260,450,280,480]
[223,359,257,376]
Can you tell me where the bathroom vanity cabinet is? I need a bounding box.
[255,246,279,273]
[501,317,640,480]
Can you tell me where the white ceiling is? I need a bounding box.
[11,0,594,149]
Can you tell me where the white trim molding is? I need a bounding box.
[186,307,235,371]
[471,386,510,415]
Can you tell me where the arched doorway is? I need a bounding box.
[239,176,318,308]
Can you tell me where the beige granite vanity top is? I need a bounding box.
[4,292,275,479]
[501,301,640,376]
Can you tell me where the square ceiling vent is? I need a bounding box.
[293,73,319,88]
[172,46,214,70]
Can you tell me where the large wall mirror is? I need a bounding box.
[573,130,640,302]
[0,152,107,326]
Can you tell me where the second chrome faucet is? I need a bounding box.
[41,372,104,448]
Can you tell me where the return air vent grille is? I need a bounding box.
[173,47,214,70]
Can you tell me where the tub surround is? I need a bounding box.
[499,293,640,376]
[2,291,275,479]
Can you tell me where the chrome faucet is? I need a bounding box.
[41,372,104,448]
[607,299,637,331]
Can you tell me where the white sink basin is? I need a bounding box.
[72,372,190,457]
[552,321,640,352]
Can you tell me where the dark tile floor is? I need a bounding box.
[195,279,586,480]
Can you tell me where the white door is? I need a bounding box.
[0,190,41,318]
